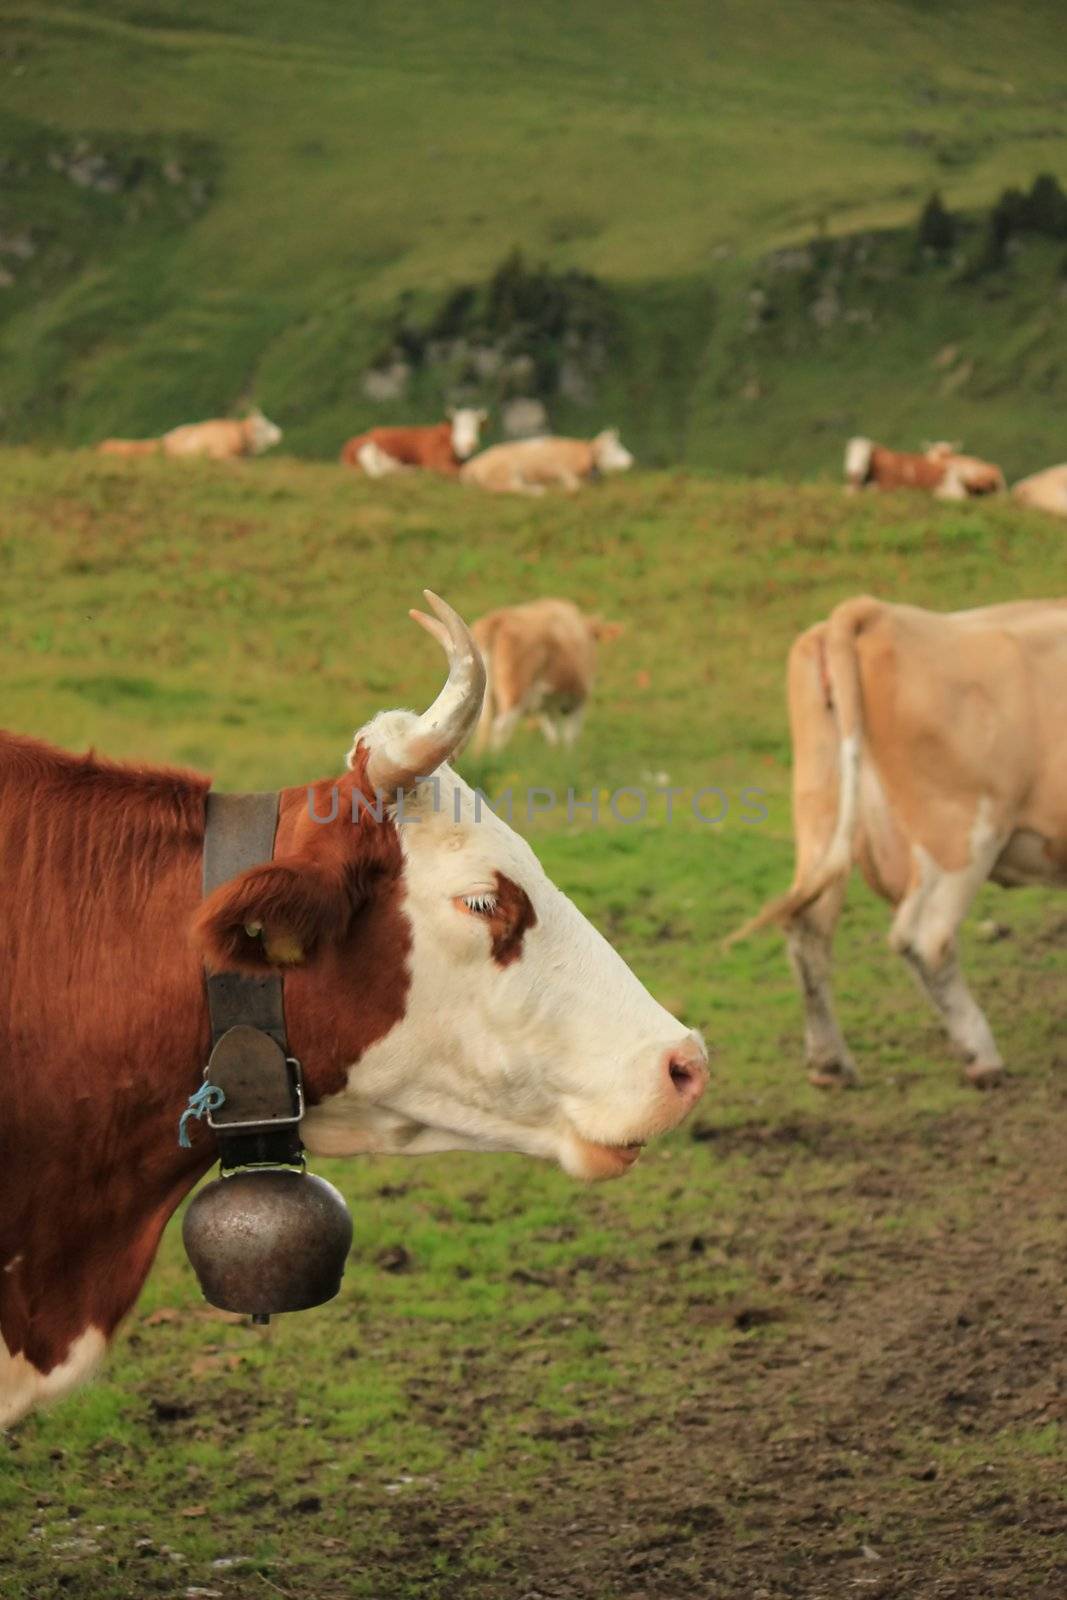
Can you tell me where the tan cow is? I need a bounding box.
[97,409,282,461]
[460,430,633,495]
[735,595,1067,1089]
[471,599,623,752]
[1012,464,1067,518]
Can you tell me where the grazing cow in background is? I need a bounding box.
[339,409,487,476]
[460,430,634,494]
[97,409,282,461]
[1012,464,1067,518]
[844,438,1003,499]
[0,593,706,1427]
[472,599,623,752]
[734,594,1067,1090]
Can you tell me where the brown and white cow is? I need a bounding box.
[339,409,487,477]
[97,409,282,461]
[844,438,1003,499]
[460,430,634,495]
[472,599,622,752]
[735,595,1067,1089]
[0,594,706,1427]
[1012,464,1067,518]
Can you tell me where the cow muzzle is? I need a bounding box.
[560,1033,708,1181]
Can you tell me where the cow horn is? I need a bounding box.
[361,592,486,794]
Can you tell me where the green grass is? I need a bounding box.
[1,450,1065,1596]
[1,3,1066,471]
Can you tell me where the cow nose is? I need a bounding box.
[663,1037,708,1112]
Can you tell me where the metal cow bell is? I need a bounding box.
[181,1025,353,1321]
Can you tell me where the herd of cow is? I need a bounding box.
[97,406,637,496]
[3,402,1065,1435]
[98,405,1067,516]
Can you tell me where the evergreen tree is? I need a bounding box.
[917,191,956,255]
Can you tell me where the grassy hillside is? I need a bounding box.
[2,451,1065,1599]
[1,2,1066,472]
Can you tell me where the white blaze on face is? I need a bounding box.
[248,410,282,454]
[448,408,487,460]
[592,429,634,475]
[844,437,873,482]
[302,713,707,1181]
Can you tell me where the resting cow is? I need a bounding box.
[735,595,1067,1089]
[938,450,1006,497]
[460,430,633,494]
[339,409,487,477]
[1012,464,1067,518]
[97,409,282,461]
[844,438,1003,498]
[0,594,706,1427]
[472,599,622,752]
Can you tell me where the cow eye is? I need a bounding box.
[457,892,498,916]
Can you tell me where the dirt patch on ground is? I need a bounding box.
[366,1092,1067,1600]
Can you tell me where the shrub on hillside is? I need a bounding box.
[917,191,956,255]
[965,172,1067,277]
[368,250,619,403]
[1022,172,1067,238]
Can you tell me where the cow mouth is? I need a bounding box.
[564,1133,646,1180]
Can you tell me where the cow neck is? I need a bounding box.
[202,789,286,1049]
[199,789,307,1171]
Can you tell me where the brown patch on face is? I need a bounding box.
[273,750,412,1103]
[488,871,537,967]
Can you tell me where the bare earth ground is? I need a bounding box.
[7,1027,1062,1600]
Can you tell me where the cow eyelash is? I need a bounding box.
[459,893,498,916]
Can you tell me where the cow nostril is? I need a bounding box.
[669,1059,696,1094]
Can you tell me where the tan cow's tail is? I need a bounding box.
[96,438,160,457]
[729,598,877,941]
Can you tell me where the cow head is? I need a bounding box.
[591,429,634,476]
[588,616,624,645]
[843,436,877,490]
[246,409,283,454]
[194,594,706,1182]
[447,407,488,460]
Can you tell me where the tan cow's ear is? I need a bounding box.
[192,855,352,976]
[591,618,624,644]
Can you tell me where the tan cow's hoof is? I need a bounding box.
[964,1061,1004,1089]
[807,1063,858,1090]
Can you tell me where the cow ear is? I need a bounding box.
[591,618,624,643]
[192,856,352,975]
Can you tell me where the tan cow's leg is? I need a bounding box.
[559,708,585,749]
[489,707,523,750]
[888,815,1008,1086]
[537,714,561,747]
[785,877,858,1088]
[900,944,1003,1086]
